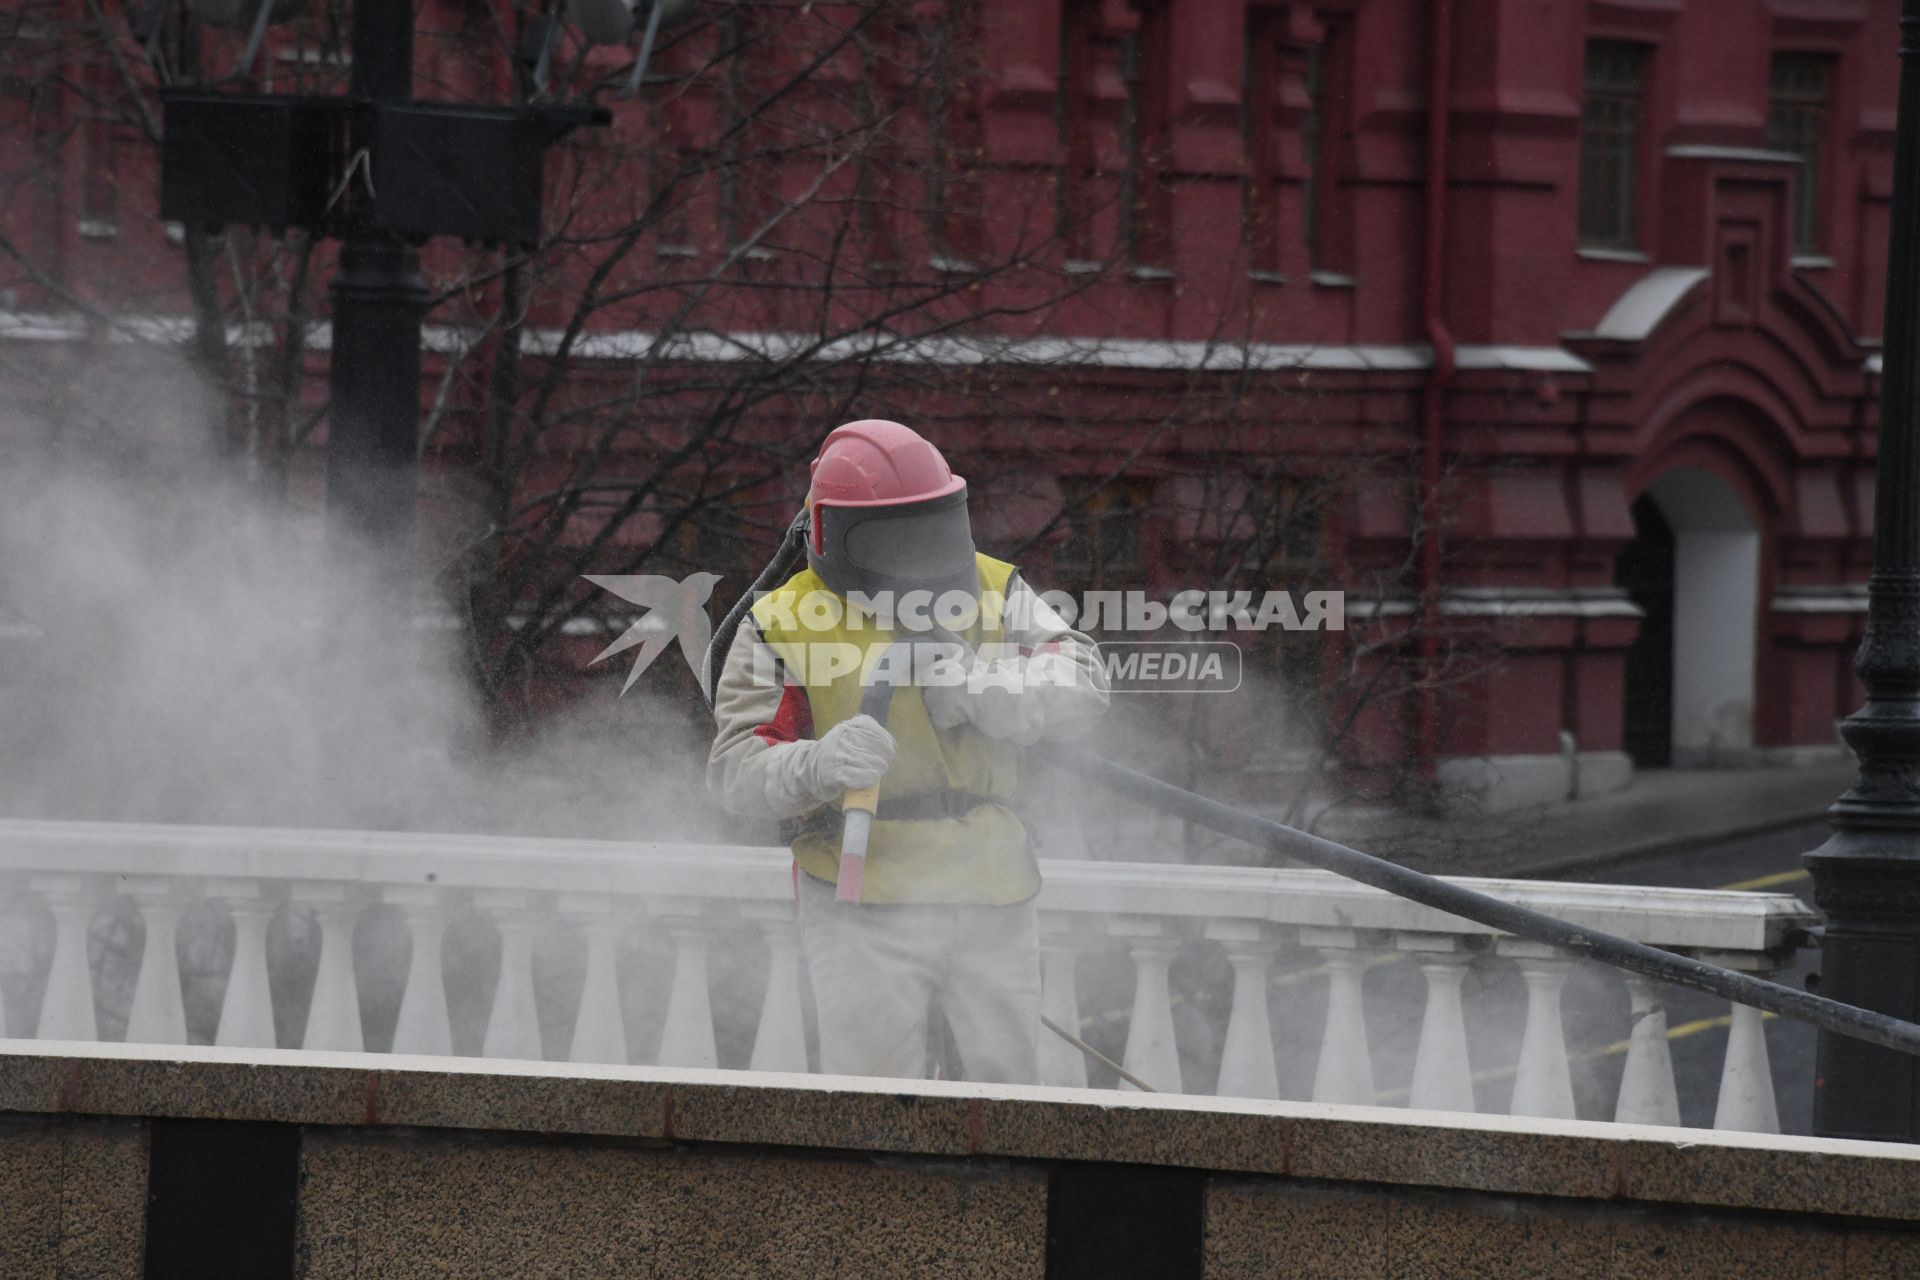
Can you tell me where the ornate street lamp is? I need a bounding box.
[155,0,686,559]
[1806,0,1920,1143]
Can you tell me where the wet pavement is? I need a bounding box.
[1336,758,1854,880]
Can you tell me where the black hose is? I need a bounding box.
[705,557,1919,1056]
[1044,741,1920,1059]
[702,509,809,706]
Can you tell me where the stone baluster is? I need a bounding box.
[1037,914,1088,1089]
[1716,1003,1780,1133]
[123,878,187,1046]
[213,880,278,1049]
[1209,919,1279,1100]
[1702,951,1779,1134]
[1502,939,1575,1120]
[563,894,629,1066]
[32,875,98,1042]
[1111,915,1182,1093]
[1614,974,1680,1127]
[385,887,452,1057]
[747,909,808,1074]
[1402,932,1475,1113]
[0,879,16,1038]
[478,892,545,1061]
[294,885,364,1053]
[1303,927,1375,1107]
[656,911,718,1070]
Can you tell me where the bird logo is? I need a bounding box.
[583,572,723,693]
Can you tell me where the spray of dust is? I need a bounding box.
[0,348,1643,1112]
[0,344,762,1057]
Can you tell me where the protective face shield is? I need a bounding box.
[806,420,979,607]
[811,488,979,603]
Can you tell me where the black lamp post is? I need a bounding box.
[323,2,430,556]
[156,1,614,560]
[1806,0,1920,1143]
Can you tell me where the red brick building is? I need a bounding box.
[0,0,1897,811]
[978,0,1891,808]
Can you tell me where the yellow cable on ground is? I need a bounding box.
[1371,1011,1780,1104]
[1719,867,1811,892]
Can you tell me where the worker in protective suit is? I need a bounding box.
[707,419,1109,1083]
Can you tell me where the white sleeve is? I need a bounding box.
[705,619,829,820]
[1001,573,1110,741]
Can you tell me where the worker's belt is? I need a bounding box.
[785,789,1000,841]
[869,790,1000,822]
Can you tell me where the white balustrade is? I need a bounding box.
[124,879,186,1046]
[296,885,364,1054]
[212,881,277,1050]
[747,910,808,1074]
[478,893,544,1061]
[1209,919,1278,1100]
[1704,951,1782,1134]
[386,887,453,1056]
[1715,1003,1781,1133]
[0,818,1818,1134]
[1503,940,1576,1121]
[1402,933,1474,1113]
[1111,916,1182,1093]
[563,894,628,1066]
[1303,927,1375,1107]
[1037,915,1088,1088]
[655,911,718,1070]
[0,886,10,1038]
[1614,975,1681,1126]
[33,875,98,1042]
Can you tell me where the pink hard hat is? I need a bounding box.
[806,420,977,599]
[809,419,968,508]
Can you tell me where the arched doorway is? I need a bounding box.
[1614,468,1761,768]
[1616,496,1675,766]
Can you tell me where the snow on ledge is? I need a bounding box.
[0,310,1592,376]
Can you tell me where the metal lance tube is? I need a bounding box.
[1804,0,1920,1142]
[835,668,903,904]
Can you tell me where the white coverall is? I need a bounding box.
[706,573,1107,1082]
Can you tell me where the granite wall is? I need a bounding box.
[2,1040,1919,1278]
[0,1114,146,1276]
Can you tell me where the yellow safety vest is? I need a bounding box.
[750,554,1037,905]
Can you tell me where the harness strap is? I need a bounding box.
[781,790,1001,842]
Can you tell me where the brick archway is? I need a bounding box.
[1620,397,1789,763]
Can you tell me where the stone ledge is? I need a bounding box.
[4,1038,1918,1224]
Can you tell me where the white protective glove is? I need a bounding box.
[805,714,896,800]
